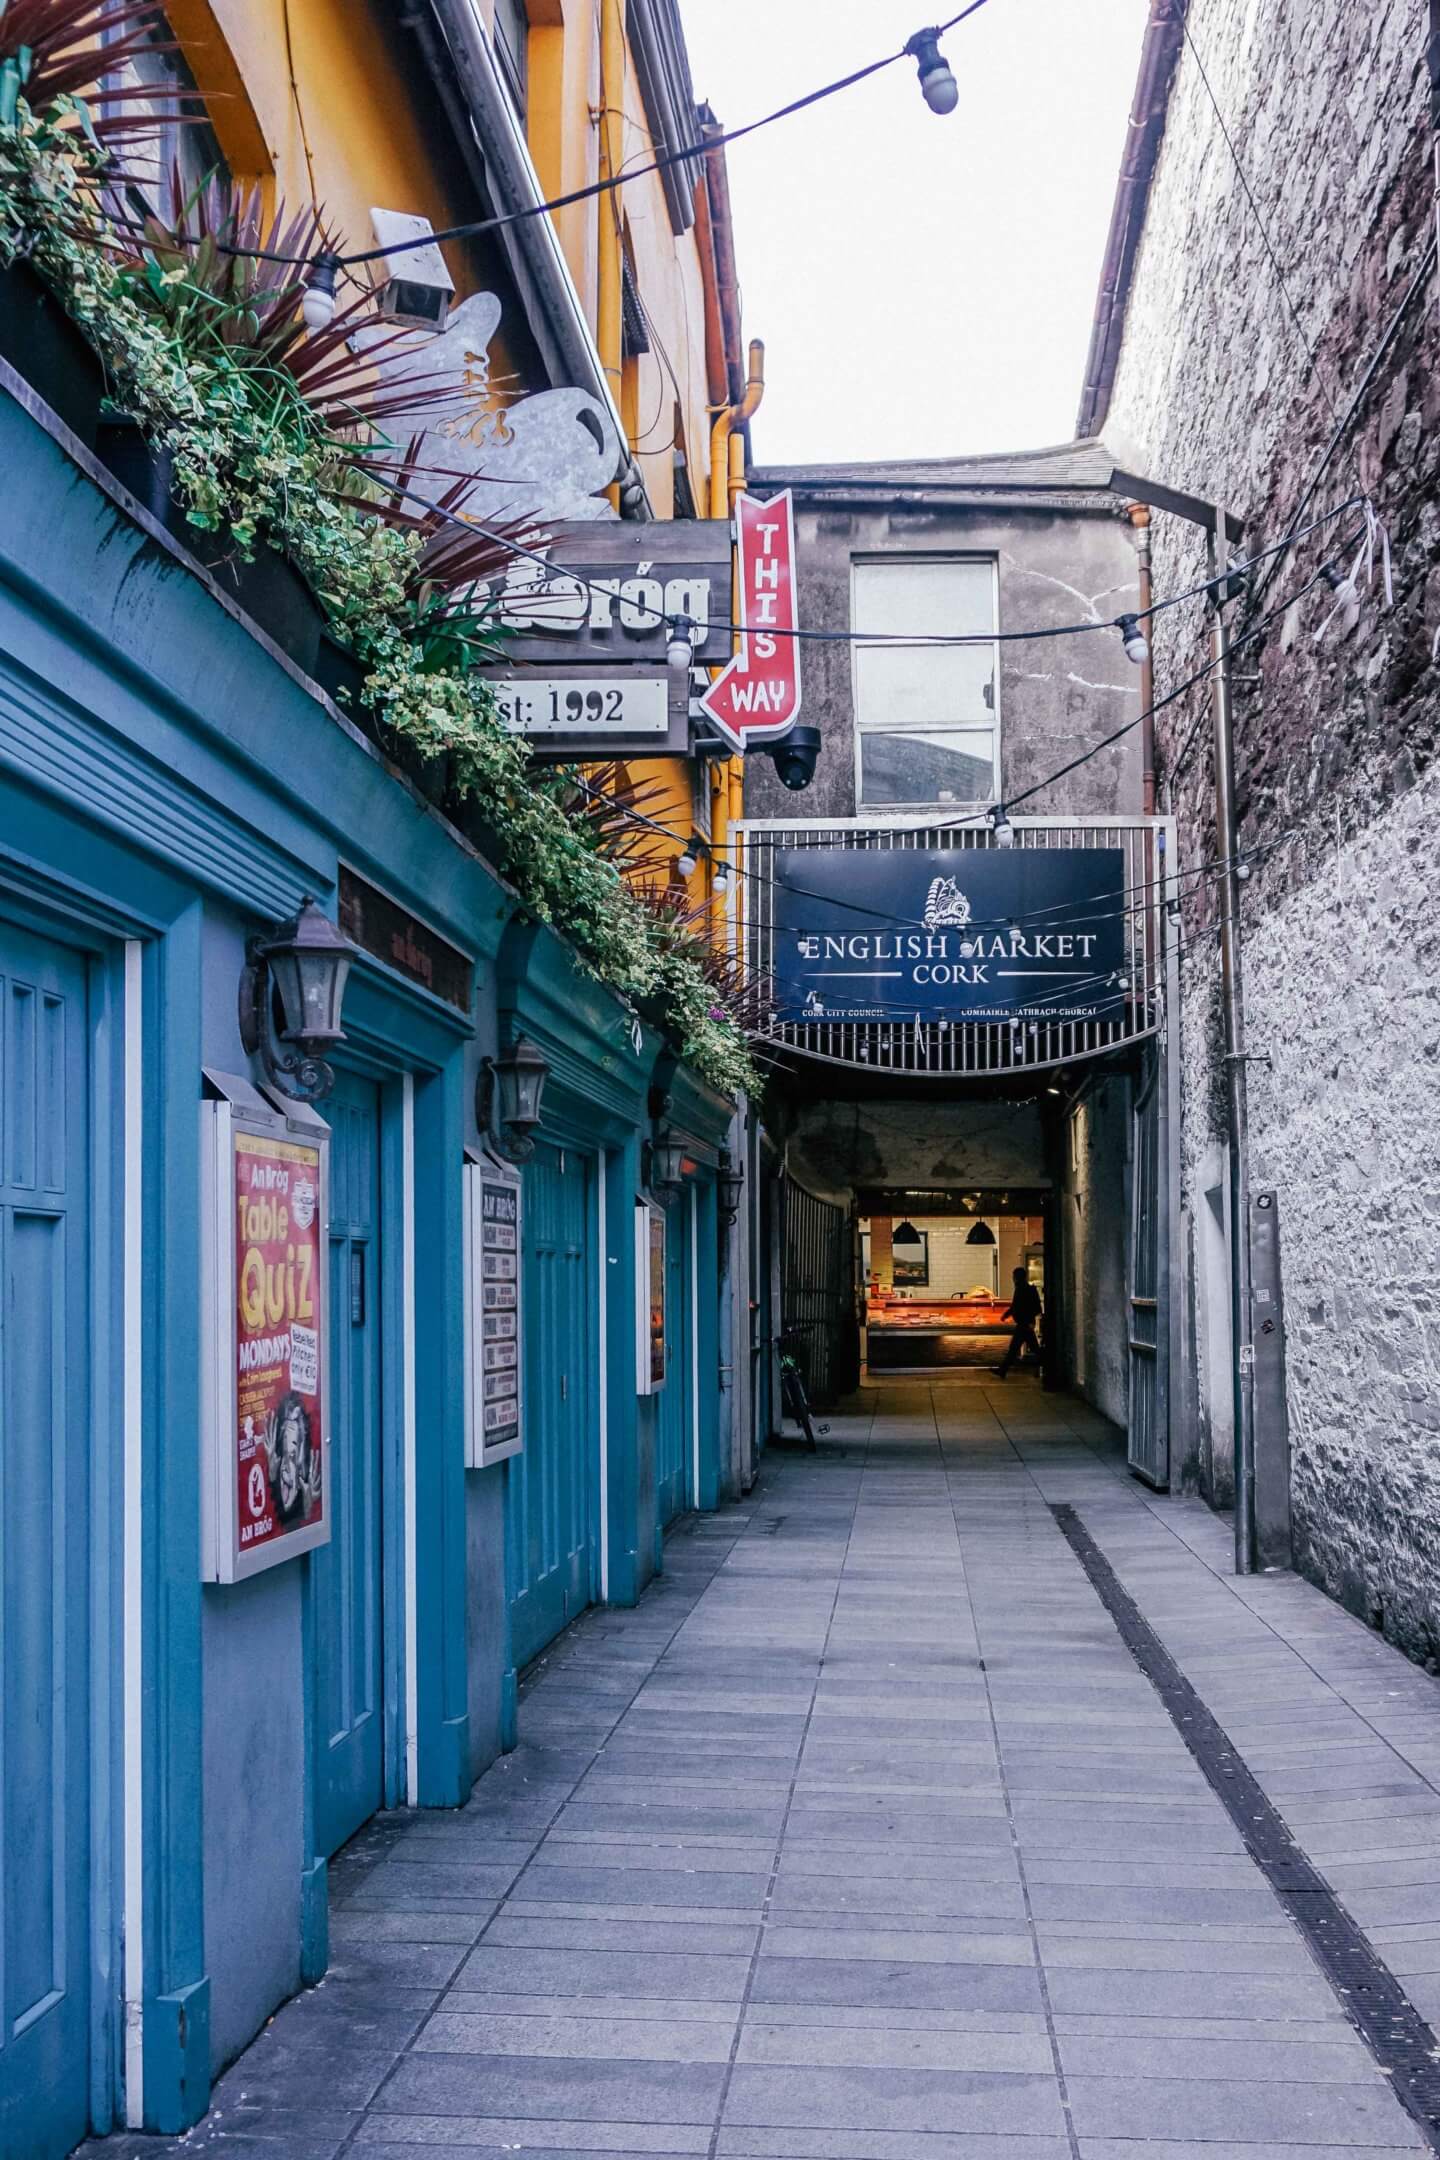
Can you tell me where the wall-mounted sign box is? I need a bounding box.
[481,520,732,668]
[200,1073,332,1582]
[481,521,733,759]
[338,867,474,1014]
[465,1151,524,1466]
[772,846,1128,1025]
[635,1198,667,1395]
[494,667,685,755]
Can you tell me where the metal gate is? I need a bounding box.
[1127,1045,1168,1487]
[780,1173,852,1409]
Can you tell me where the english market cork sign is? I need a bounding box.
[772,846,1128,1025]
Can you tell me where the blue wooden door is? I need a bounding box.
[313,1071,384,1858]
[507,1143,596,1669]
[0,923,91,2160]
[655,1192,692,1528]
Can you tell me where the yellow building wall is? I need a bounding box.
[173,0,734,912]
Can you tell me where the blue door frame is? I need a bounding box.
[655,1188,693,1529]
[0,921,93,2160]
[506,1141,600,1670]
[312,1070,385,1860]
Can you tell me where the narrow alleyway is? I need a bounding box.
[93,1378,1440,2159]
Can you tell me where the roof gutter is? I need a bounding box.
[1075,0,1188,440]
[421,0,651,518]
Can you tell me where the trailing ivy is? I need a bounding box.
[0,99,758,1095]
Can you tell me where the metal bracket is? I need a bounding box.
[1223,1050,1272,1068]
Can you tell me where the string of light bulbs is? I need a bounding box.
[93,7,986,309]
[375,471,1364,665]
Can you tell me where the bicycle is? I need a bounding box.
[778,1325,830,1451]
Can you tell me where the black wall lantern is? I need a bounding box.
[718,1150,744,1227]
[649,1130,689,1193]
[478,1035,550,1162]
[239,894,355,1101]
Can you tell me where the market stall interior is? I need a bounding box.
[860,1204,1045,1372]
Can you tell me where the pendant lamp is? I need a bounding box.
[966,1219,997,1246]
[892,1219,922,1246]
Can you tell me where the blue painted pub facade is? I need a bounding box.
[0,363,732,2152]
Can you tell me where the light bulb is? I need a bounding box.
[676,843,699,879]
[302,253,340,332]
[713,859,732,894]
[1317,561,1361,639]
[665,614,694,671]
[990,804,1015,849]
[904,28,958,115]
[1118,612,1149,666]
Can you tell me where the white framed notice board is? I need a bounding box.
[465,1149,524,1466]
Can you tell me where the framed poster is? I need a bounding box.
[200,1075,331,1582]
[635,1198,667,1394]
[464,1150,524,1467]
[893,1233,930,1287]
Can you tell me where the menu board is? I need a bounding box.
[635,1198,667,1395]
[234,1131,326,1558]
[201,1085,331,1583]
[466,1154,524,1465]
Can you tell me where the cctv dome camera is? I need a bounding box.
[767,726,822,792]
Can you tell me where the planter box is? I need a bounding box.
[94,416,325,674]
[0,261,106,447]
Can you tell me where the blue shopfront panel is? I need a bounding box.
[655,1190,693,1529]
[507,1143,598,1670]
[0,922,91,2159]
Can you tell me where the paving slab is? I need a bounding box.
[86,1377,1440,2160]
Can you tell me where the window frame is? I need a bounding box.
[849,553,1002,814]
[492,0,530,119]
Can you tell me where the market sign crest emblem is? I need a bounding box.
[923,876,972,931]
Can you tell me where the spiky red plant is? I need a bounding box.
[2,0,178,132]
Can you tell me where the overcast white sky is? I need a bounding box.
[681,0,1149,466]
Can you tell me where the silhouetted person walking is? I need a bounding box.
[994,1267,1042,1378]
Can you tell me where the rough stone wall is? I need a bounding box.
[742,501,1143,824]
[1105,0,1440,1652]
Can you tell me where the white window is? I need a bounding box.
[102,8,226,223]
[851,558,999,810]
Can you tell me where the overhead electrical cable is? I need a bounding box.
[376,472,1362,655]
[105,4,991,277]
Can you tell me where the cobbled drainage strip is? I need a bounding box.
[1052,1503,1440,2155]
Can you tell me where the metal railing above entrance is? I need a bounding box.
[733,814,1176,1078]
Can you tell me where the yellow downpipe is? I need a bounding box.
[598,0,625,510]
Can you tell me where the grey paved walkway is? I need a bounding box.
[90,1377,1440,2158]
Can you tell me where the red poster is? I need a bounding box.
[234,1131,324,1556]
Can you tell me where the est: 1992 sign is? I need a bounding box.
[495,674,670,738]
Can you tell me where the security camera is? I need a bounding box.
[369,209,456,332]
[766,726,822,792]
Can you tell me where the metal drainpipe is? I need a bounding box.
[1208,558,1257,1575]
[1130,503,1156,813]
[597,0,625,509]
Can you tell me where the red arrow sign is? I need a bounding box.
[698,490,803,752]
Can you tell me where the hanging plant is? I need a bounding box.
[0,86,760,1097]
